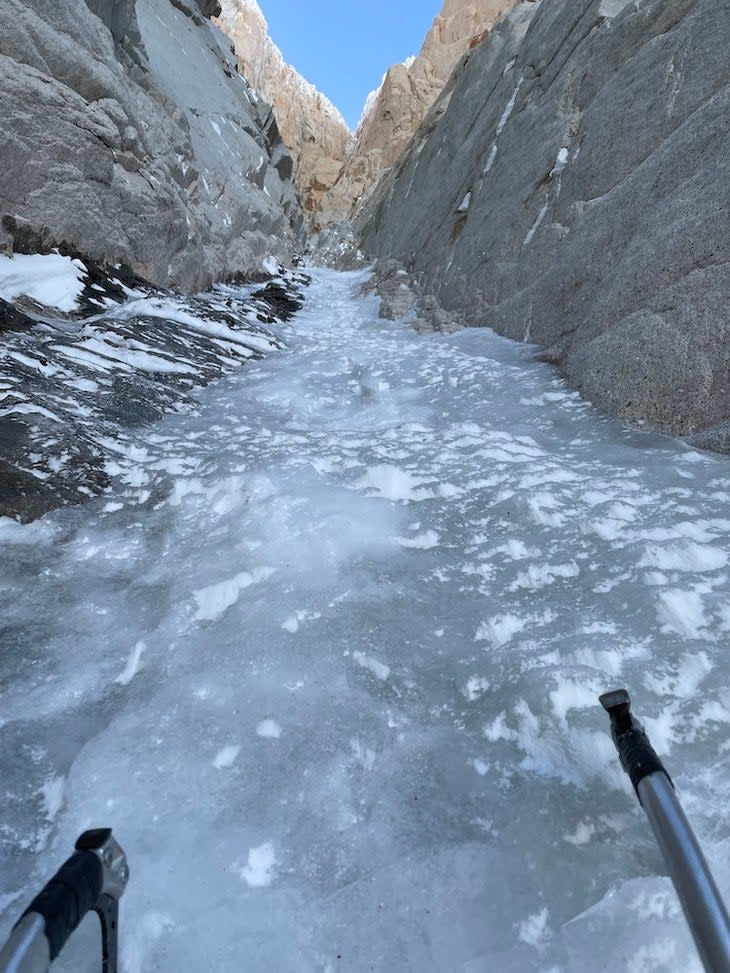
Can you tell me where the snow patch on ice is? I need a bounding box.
[352,651,390,681]
[518,907,551,946]
[475,613,527,647]
[354,464,433,502]
[194,567,275,621]
[39,775,65,821]
[238,843,277,887]
[115,641,146,686]
[256,718,282,739]
[657,588,707,639]
[0,252,86,312]
[395,530,440,550]
[213,745,240,769]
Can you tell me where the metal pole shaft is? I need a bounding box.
[0,914,50,973]
[638,771,730,973]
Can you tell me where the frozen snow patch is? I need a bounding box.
[281,609,321,633]
[354,464,433,502]
[39,775,65,821]
[463,676,491,701]
[239,842,277,887]
[475,613,527,647]
[353,651,390,681]
[518,907,551,947]
[256,718,282,739]
[0,252,86,312]
[657,589,707,640]
[194,567,275,621]
[213,745,240,769]
[641,542,727,572]
[115,641,146,686]
[395,530,440,550]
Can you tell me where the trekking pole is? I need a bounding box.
[0,829,128,973]
[600,689,730,973]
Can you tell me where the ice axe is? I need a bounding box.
[0,829,128,973]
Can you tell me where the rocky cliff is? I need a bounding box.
[318,0,520,225]
[215,0,353,224]
[358,0,730,449]
[0,0,303,292]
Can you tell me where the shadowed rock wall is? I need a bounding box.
[358,0,730,448]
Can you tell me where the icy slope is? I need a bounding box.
[1,270,730,971]
[0,253,307,521]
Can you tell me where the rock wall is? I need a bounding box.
[0,0,304,292]
[215,0,353,225]
[358,0,730,449]
[318,0,520,225]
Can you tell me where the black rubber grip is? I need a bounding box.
[20,850,103,960]
[600,689,671,801]
[615,723,669,798]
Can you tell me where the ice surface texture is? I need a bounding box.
[1,269,729,972]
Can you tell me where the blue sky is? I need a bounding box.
[258,0,442,129]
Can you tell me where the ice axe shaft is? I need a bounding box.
[600,689,730,973]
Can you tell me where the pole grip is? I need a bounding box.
[19,851,102,962]
[599,688,670,800]
[0,829,128,973]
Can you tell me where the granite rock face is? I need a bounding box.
[318,0,520,225]
[0,0,303,292]
[215,0,353,226]
[358,0,730,447]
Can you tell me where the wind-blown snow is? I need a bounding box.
[1,268,729,973]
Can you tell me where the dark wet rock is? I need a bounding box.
[252,282,307,322]
[357,0,730,447]
[0,300,36,334]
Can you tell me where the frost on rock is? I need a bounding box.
[0,268,729,971]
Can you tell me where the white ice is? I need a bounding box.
[1,268,730,973]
